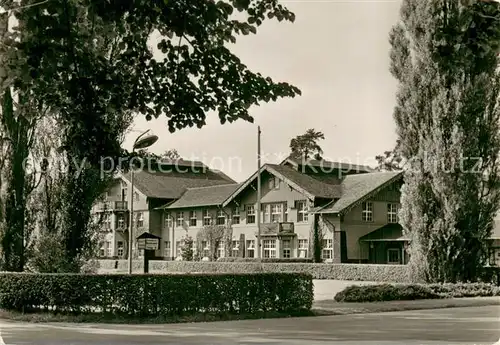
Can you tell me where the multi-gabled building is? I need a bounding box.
[92,155,500,265]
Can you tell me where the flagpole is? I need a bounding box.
[256,126,262,260]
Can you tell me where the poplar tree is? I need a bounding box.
[391,0,500,282]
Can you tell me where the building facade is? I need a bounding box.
[92,155,500,265]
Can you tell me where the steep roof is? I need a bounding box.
[212,169,237,184]
[161,183,241,209]
[221,164,343,207]
[282,155,375,174]
[121,168,235,199]
[315,171,404,215]
[268,164,342,199]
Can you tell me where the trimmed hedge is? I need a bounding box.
[97,260,411,282]
[217,258,314,263]
[334,283,500,303]
[0,272,313,316]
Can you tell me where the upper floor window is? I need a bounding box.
[121,187,127,201]
[203,209,212,226]
[387,203,398,223]
[134,191,139,202]
[262,204,270,223]
[270,203,283,223]
[176,211,184,227]
[297,201,308,222]
[268,176,280,190]
[136,212,144,228]
[104,213,111,230]
[246,205,255,224]
[164,213,172,228]
[232,207,240,224]
[284,201,288,222]
[216,209,226,225]
[362,202,373,222]
[117,214,125,229]
[189,210,197,227]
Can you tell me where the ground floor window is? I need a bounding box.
[298,239,308,258]
[106,241,112,257]
[322,239,333,260]
[99,242,105,257]
[202,241,210,258]
[164,241,171,257]
[263,239,276,258]
[232,240,239,257]
[117,241,124,257]
[246,240,255,258]
[282,239,291,258]
[387,248,401,264]
[217,241,225,258]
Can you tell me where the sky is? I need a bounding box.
[123,0,403,183]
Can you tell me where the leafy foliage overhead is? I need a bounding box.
[2,0,301,162]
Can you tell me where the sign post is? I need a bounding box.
[136,232,161,274]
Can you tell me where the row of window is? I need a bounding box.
[98,201,399,232]
[361,202,399,223]
[99,238,335,260]
[164,201,309,228]
[162,238,333,260]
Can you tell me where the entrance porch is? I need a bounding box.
[359,223,409,265]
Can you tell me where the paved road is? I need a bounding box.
[0,306,499,345]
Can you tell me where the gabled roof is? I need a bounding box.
[159,183,241,209]
[359,223,409,242]
[212,169,237,184]
[282,155,375,174]
[153,159,207,169]
[314,171,404,215]
[120,168,235,199]
[269,164,342,199]
[222,163,343,207]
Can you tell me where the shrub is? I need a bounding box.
[334,284,440,302]
[26,232,69,273]
[181,236,194,261]
[334,283,500,303]
[0,272,313,316]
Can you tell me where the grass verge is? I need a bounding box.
[0,309,316,324]
[313,296,500,316]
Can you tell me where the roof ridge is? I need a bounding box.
[185,183,240,191]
